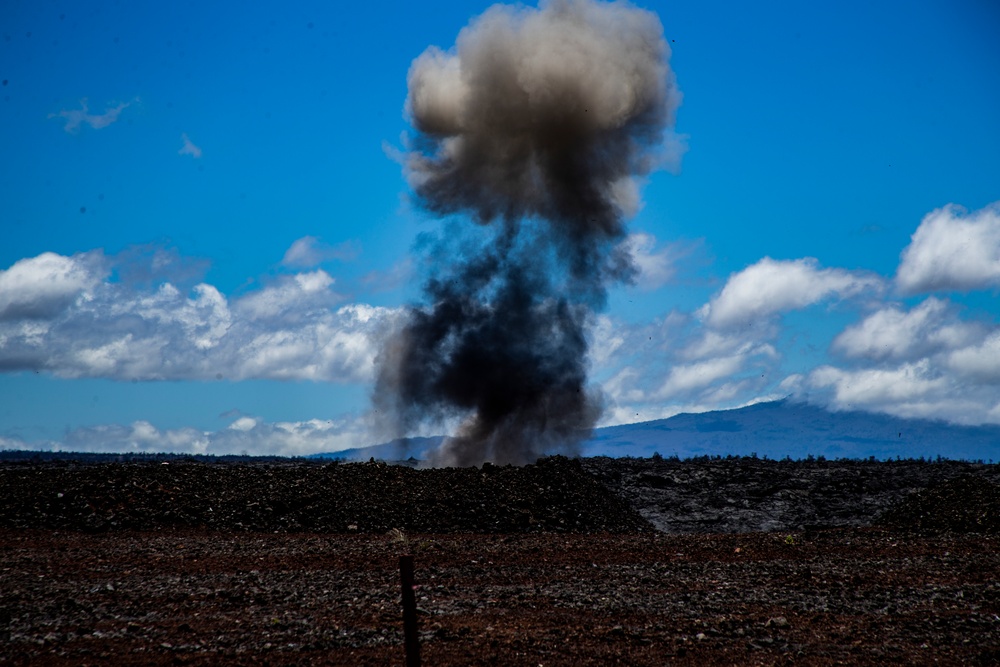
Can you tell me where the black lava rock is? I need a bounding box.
[0,456,651,534]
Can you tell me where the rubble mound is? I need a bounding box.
[583,456,1000,534]
[0,456,651,534]
[877,475,1000,534]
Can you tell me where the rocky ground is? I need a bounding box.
[0,456,647,534]
[2,455,999,665]
[582,456,1000,533]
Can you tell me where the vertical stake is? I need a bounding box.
[400,554,421,667]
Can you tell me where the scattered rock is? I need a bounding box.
[0,456,650,534]
[877,475,1000,534]
[583,456,1000,533]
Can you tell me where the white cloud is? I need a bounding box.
[235,270,340,321]
[897,202,1000,294]
[4,414,375,457]
[207,415,372,456]
[804,361,999,425]
[62,421,211,455]
[652,339,776,402]
[609,201,1000,427]
[281,236,360,268]
[236,305,386,382]
[179,133,202,158]
[0,251,402,382]
[778,373,805,394]
[587,314,628,368]
[654,354,747,399]
[681,329,778,362]
[599,231,1000,428]
[228,416,258,432]
[0,251,104,320]
[49,98,134,133]
[625,232,678,290]
[946,331,1000,384]
[832,297,982,362]
[809,361,947,406]
[700,257,883,329]
[804,294,1000,424]
[117,282,233,351]
[592,311,779,425]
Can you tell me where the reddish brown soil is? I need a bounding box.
[3,527,998,666]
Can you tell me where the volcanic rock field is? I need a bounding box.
[2,454,999,665]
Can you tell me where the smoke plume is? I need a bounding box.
[375,0,680,466]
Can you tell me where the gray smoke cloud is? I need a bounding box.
[375,0,680,466]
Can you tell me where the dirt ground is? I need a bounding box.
[3,527,998,666]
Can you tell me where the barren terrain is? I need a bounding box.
[2,456,999,665]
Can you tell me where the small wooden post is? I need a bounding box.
[400,554,421,667]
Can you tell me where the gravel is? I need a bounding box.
[582,455,1000,534]
[877,474,1000,534]
[2,529,998,665]
[0,456,650,534]
[3,454,999,665]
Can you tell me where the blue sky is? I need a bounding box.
[1,0,998,456]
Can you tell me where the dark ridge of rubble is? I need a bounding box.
[0,456,651,534]
[5,454,1000,537]
[877,474,1000,535]
[582,455,1000,534]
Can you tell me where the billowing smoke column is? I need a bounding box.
[375,0,680,466]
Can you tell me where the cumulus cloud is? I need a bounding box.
[624,233,681,290]
[235,270,342,321]
[832,297,982,362]
[588,310,779,426]
[809,361,948,407]
[49,98,134,133]
[681,329,778,362]
[587,314,630,368]
[803,361,997,424]
[3,414,375,457]
[0,251,402,382]
[594,237,1000,427]
[897,202,1000,294]
[611,207,1000,427]
[654,354,748,399]
[281,236,360,268]
[63,421,211,455]
[792,203,1000,425]
[636,202,1000,427]
[699,257,883,329]
[10,196,1000,443]
[0,251,104,320]
[208,415,372,456]
[178,133,202,158]
[806,293,1000,424]
[946,332,1000,384]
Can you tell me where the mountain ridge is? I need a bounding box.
[315,399,1000,463]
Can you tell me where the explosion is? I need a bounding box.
[375,0,680,465]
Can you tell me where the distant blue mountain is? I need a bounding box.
[310,436,444,462]
[315,400,1000,462]
[581,399,1000,461]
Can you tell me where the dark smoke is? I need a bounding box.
[375,0,680,466]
